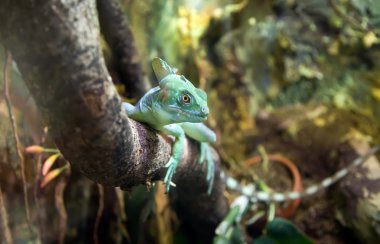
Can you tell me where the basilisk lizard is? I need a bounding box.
[123,57,216,193]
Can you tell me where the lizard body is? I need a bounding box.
[123,58,216,193]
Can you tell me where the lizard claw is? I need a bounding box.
[199,143,215,195]
[206,149,215,194]
[164,157,179,192]
[199,143,206,164]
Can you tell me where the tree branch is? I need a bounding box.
[0,0,227,238]
[2,50,32,233]
[97,0,152,99]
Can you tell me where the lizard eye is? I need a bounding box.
[181,94,191,104]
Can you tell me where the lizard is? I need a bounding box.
[122,57,217,193]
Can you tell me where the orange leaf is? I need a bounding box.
[42,153,60,176]
[40,165,69,188]
[25,145,44,154]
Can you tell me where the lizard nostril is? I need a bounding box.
[201,107,209,115]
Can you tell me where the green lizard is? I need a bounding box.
[123,58,216,193]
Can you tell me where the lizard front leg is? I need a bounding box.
[123,103,186,192]
[159,124,186,192]
[181,122,217,194]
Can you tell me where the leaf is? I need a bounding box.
[213,223,245,244]
[40,165,69,188]
[254,218,314,244]
[25,145,44,154]
[363,32,378,48]
[42,153,60,176]
[254,236,277,244]
[371,88,380,101]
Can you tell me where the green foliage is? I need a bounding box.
[349,0,380,27]
[254,218,314,244]
[213,226,244,244]
[211,0,380,121]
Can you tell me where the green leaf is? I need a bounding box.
[254,236,277,244]
[254,218,314,244]
[213,224,245,244]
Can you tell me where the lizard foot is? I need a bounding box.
[164,157,179,192]
[199,143,215,194]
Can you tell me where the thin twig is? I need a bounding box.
[96,0,151,98]
[257,145,269,172]
[34,126,48,242]
[115,187,131,242]
[55,177,67,244]
[2,49,32,233]
[115,187,126,221]
[0,185,12,244]
[94,184,104,244]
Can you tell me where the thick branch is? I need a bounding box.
[0,0,227,235]
[97,0,151,99]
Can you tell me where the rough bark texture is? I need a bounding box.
[97,0,152,99]
[173,139,228,243]
[0,0,227,237]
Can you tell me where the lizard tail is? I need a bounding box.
[223,145,380,203]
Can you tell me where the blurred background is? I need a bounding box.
[1,0,380,243]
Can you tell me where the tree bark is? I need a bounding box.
[0,0,227,238]
[97,0,152,99]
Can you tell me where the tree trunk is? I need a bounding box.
[0,0,227,240]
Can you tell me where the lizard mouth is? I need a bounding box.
[168,106,207,121]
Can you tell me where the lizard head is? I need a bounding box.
[151,58,209,123]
